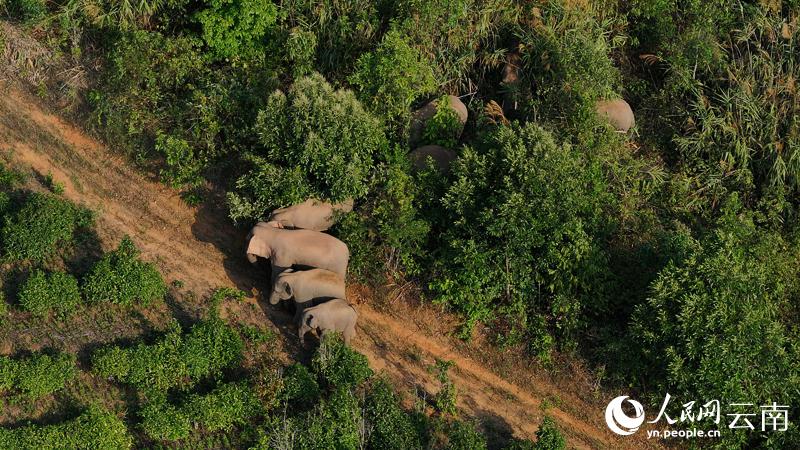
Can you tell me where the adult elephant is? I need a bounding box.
[268,198,353,232]
[245,222,349,285]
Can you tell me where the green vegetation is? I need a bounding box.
[0,405,132,449]
[0,352,77,399]
[141,381,262,440]
[18,269,82,317]
[0,192,92,262]
[92,317,243,393]
[82,236,167,306]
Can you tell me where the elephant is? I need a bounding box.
[409,145,457,172]
[269,268,346,323]
[409,95,468,146]
[595,99,635,133]
[298,298,357,345]
[246,221,349,286]
[268,198,354,232]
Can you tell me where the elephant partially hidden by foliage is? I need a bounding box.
[269,268,346,323]
[409,95,468,146]
[245,222,349,285]
[410,145,457,172]
[595,99,635,132]
[298,298,357,345]
[268,198,353,232]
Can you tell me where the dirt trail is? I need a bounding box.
[0,84,658,449]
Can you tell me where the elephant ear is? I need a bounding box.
[305,314,316,328]
[284,282,293,298]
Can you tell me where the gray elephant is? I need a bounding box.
[268,198,354,232]
[298,298,357,345]
[595,99,635,132]
[246,221,349,285]
[410,145,457,172]
[269,268,346,323]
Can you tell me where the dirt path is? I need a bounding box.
[0,83,659,449]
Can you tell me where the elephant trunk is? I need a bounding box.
[269,292,281,305]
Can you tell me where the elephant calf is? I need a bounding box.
[246,222,349,285]
[269,268,346,323]
[298,298,357,345]
[268,198,354,232]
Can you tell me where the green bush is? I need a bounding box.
[281,363,320,405]
[0,405,132,449]
[92,318,243,393]
[311,333,373,389]
[0,192,93,262]
[142,381,261,441]
[0,352,77,399]
[140,400,191,441]
[4,0,47,23]
[628,197,800,448]
[82,236,167,306]
[365,378,423,450]
[18,270,82,317]
[227,73,388,222]
[442,419,487,450]
[196,0,278,60]
[350,28,437,129]
[431,123,613,358]
[532,416,565,450]
[296,386,362,450]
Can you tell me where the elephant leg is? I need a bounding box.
[294,301,311,327]
[298,325,308,345]
[343,324,355,346]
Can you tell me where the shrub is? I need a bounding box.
[443,419,487,450]
[4,0,47,23]
[311,333,373,389]
[92,318,243,393]
[227,73,388,222]
[140,400,191,441]
[430,123,613,358]
[365,378,424,450]
[0,192,93,262]
[296,386,362,450]
[628,197,800,448]
[0,405,132,449]
[82,236,166,306]
[350,28,437,129]
[18,270,82,317]
[281,363,320,406]
[433,359,457,416]
[0,352,77,399]
[196,0,278,60]
[532,416,565,450]
[183,381,262,432]
[142,381,260,441]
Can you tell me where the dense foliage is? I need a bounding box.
[0,192,92,262]
[0,405,132,449]
[92,317,243,393]
[227,73,389,222]
[82,236,167,306]
[18,269,82,317]
[0,351,77,399]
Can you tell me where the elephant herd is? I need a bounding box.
[245,199,357,345]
